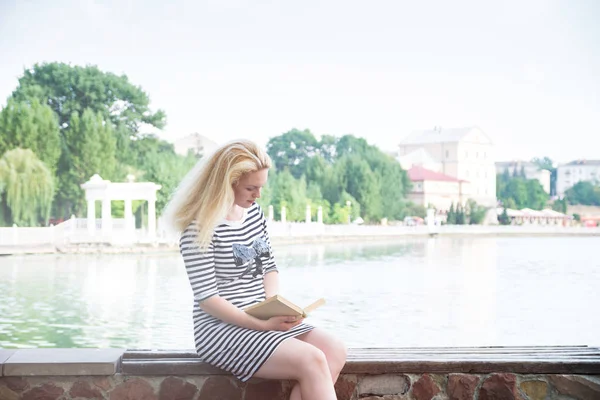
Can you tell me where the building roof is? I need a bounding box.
[172,133,218,157]
[496,161,539,168]
[400,126,491,145]
[407,166,463,182]
[563,159,600,166]
[495,208,570,218]
[397,148,441,171]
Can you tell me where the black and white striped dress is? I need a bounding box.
[179,203,314,381]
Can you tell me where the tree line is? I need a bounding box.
[0,62,196,227]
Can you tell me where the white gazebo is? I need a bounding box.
[80,174,162,240]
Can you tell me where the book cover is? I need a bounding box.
[244,295,325,320]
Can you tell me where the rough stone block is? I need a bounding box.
[335,375,357,400]
[70,379,104,399]
[1,376,29,392]
[519,380,548,400]
[358,374,410,396]
[244,379,286,400]
[198,376,242,400]
[447,374,479,400]
[0,385,20,400]
[4,348,126,376]
[158,377,199,400]
[412,374,441,400]
[109,377,157,400]
[22,382,64,400]
[479,373,521,400]
[549,375,600,400]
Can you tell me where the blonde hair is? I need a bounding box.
[163,139,272,249]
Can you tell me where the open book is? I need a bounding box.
[244,295,325,320]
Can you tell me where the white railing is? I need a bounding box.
[2,219,600,250]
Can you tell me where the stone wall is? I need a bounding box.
[2,347,600,400]
[2,372,600,399]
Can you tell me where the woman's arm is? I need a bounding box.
[263,270,279,298]
[200,294,299,331]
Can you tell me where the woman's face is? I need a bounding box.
[233,168,269,208]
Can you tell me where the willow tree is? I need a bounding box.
[0,148,55,226]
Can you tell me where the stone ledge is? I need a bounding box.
[2,348,125,376]
[0,350,16,376]
[1,346,599,377]
[122,346,600,376]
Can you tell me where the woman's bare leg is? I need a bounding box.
[253,338,336,400]
[297,328,347,381]
[287,329,348,400]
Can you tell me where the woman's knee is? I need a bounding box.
[330,338,347,371]
[296,346,329,378]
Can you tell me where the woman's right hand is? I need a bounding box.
[260,315,303,331]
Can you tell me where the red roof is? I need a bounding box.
[407,166,463,182]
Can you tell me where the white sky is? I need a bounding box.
[0,0,599,163]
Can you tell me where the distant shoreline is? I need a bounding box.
[1,225,599,256]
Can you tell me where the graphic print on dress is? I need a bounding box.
[232,238,270,279]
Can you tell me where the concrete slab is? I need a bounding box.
[3,348,126,376]
[0,350,17,376]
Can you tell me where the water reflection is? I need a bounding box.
[0,237,598,349]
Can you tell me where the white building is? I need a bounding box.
[406,166,470,211]
[495,161,551,194]
[398,126,496,207]
[556,160,600,197]
[172,133,218,157]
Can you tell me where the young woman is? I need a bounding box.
[164,139,346,400]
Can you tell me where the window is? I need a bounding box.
[476,152,479,159]
[445,150,449,158]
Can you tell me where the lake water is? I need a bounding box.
[0,236,599,349]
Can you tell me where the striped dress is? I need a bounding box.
[179,203,314,381]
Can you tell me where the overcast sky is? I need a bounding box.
[1,0,598,163]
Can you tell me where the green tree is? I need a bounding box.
[0,148,54,226]
[525,179,549,210]
[59,109,117,216]
[269,169,309,221]
[498,207,511,225]
[11,62,165,140]
[0,98,61,173]
[466,199,487,225]
[337,154,382,222]
[565,181,600,206]
[552,197,568,214]
[266,129,319,178]
[447,203,456,224]
[456,203,466,225]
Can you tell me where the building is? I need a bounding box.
[172,133,218,157]
[398,126,496,207]
[406,166,470,211]
[556,160,600,197]
[495,161,551,194]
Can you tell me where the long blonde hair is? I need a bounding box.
[163,139,272,249]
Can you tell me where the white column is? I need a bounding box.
[317,206,323,224]
[148,199,156,240]
[101,198,112,235]
[268,205,274,222]
[124,198,133,232]
[87,200,96,235]
[305,204,311,223]
[281,206,286,223]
